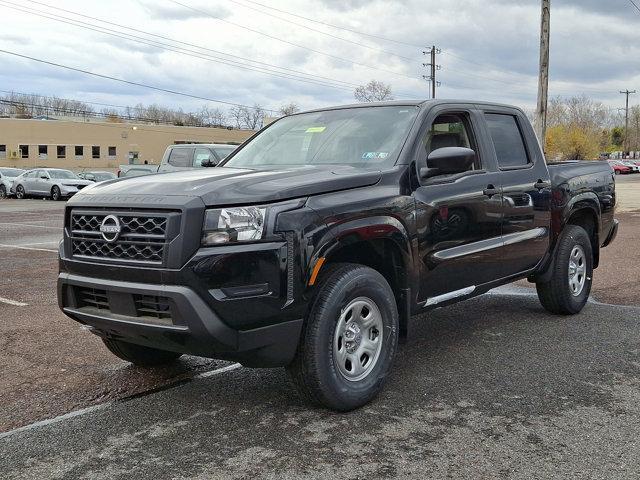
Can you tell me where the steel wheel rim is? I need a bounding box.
[16,186,23,199]
[52,188,59,200]
[333,296,384,382]
[568,245,587,296]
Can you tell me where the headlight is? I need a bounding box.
[202,206,267,245]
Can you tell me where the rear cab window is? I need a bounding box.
[484,114,530,169]
[167,148,193,167]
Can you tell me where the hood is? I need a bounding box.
[62,180,93,186]
[72,166,381,206]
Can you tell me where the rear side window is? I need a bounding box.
[167,148,192,167]
[485,114,529,168]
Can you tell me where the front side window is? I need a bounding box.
[48,170,78,180]
[213,146,236,160]
[485,114,529,168]
[193,148,213,167]
[423,113,478,170]
[168,148,192,167]
[224,106,419,169]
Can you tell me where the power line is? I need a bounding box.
[629,0,640,14]
[167,0,420,81]
[230,0,424,48]
[0,49,277,113]
[225,0,417,62]
[1,1,361,93]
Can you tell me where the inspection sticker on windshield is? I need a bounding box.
[362,152,389,160]
[306,126,326,133]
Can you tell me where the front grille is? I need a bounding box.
[77,287,109,310]
[75,287,174,324]
[133,294,172,320]
[69,210,174,265]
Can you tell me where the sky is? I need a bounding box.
[0,0,638,116]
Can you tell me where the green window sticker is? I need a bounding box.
[305,126,326,133]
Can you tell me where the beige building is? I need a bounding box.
[0,118,254,170]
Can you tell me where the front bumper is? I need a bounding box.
[58,272,303,367]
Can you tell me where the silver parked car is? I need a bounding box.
[0,167,25,198]
[11,168,93,201]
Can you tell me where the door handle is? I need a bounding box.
[534,180,551,190]
[483,185,500,197]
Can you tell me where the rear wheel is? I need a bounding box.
[15,184,25,199]
[51,186,62,201]
[536,225,593,315]
[287,263,399,411]
[102,338,182,367]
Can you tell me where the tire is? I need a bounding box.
[102,338,182,367]
[536,225,593,315]
[51,186,62,201]
[0,185,6,199]
[287,263,399,411]
[15,184,25,199]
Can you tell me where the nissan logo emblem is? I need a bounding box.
[100,215,121,242]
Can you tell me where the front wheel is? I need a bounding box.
[15,184,26,199]
[0,185,6,199]
[287,263,399,411]
[102,338,182,367]
[536,225,593,315]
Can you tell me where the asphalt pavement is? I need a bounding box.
[1,289,639,479]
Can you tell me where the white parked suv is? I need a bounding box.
[0,168,25,198]
[11,168,93,200]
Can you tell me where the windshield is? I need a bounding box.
[224,105,419,169]
[0,168,24,177]
[48,170,78,179]
[94,172,116,181]
[214,146,236,160]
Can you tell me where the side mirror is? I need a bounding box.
[420,147,476,179]
[202,159,218,167]
[40,175,48,179]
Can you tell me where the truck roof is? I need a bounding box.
[300,99,525,115]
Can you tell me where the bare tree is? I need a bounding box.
[236,104,266,130]
[279,102,300,116]
[228,105,245,129]
[354,80,393,102]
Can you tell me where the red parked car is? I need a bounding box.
[608,160,632,175]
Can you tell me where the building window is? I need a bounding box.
[19,145,29,158]
[0,145,6,159]
[38,145,48,159]
[92,146,100,159]
[57,146,66,159]
[108,146,116,157]
[75,146,83,157]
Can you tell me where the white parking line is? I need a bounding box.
[0,243,57,253]
[0,362,242,439]
[0,222,61,229]
[0,296,28,307]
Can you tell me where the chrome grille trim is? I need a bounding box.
[69,209,176,265]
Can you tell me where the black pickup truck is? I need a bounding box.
[58,100,618,410]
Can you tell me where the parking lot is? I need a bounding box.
[2,177,640,479]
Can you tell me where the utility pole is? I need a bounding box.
[535,0,551,149]
[422,46,441,99]
[620,89,636,155]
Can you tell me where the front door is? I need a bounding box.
[414,108,505,306]
[479,108,552,277]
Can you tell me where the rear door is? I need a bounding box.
[413,106,505,305]
[478,106,552,276]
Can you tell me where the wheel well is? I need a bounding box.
[567,208,599,268]
[323,238,409,335]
